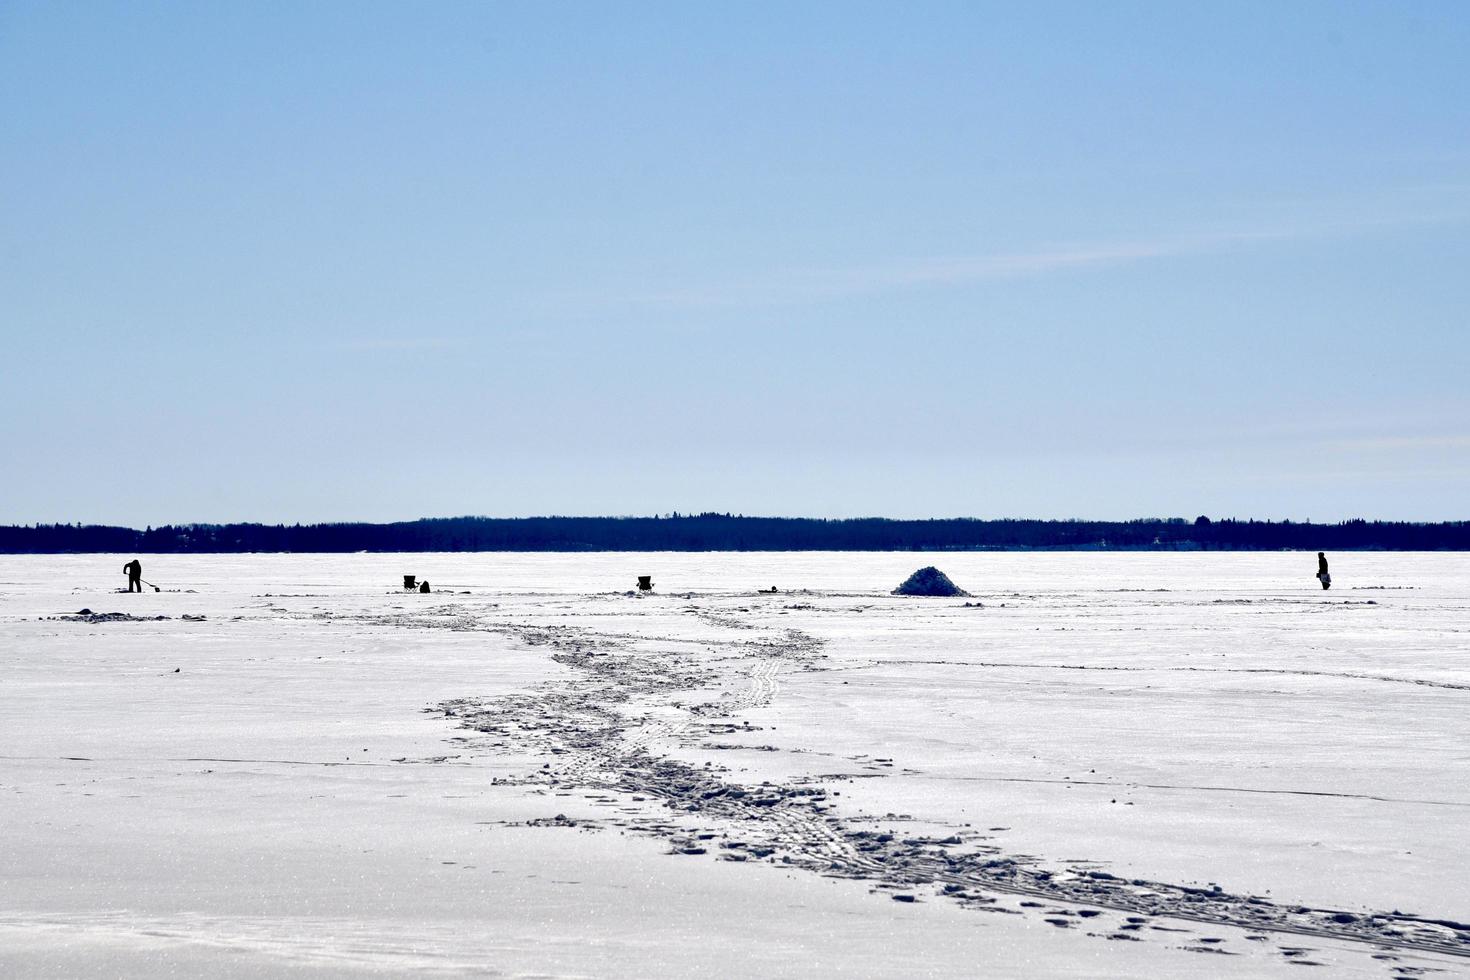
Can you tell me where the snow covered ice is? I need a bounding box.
[2,552,1467,977]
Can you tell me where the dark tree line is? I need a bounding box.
[1,514,1467,553]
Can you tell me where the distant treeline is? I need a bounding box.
[1,515,1467,553]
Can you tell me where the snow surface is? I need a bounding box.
[2,552,1467,977]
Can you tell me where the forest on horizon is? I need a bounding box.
[2,514,1468,553]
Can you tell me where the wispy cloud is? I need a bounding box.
[616,185,1470,311]
[624,238,1220,310]
[804,227,1292,291]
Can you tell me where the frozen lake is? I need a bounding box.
[2,552,1467,977]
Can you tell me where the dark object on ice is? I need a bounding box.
[63,611,170,623]
[637,575,654,592]
[77,608,93,615]
[403,575,417,591]
[419,580,430,593]
[1316,552,1331,590]
[123,559,143,593]
[892,566,971,597]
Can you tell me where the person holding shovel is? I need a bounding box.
[123,559,143,593]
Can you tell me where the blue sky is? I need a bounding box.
[2,1,1467,524]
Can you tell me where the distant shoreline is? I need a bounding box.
[3,515,1467,553]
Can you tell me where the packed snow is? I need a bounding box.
[2,552,1467,977]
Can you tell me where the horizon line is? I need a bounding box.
[5,514,1466,530]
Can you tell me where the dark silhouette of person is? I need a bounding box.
[123,559,143,593]
[1316,552,1331,590]
[419,580,430,593]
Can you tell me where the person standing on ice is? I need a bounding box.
[123,559,143,593]
[1315,552,1331,590]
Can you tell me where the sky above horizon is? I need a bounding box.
[3,1,1468,526]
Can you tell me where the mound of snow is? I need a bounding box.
[892,566,970,597]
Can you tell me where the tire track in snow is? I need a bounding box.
[847,659,1470,692]
[931,774,1470,808]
